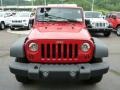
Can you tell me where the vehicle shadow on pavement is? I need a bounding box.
[11,28,30,31]
[91,32,118,38]
[21,78,99,90]
[91,33,107,38]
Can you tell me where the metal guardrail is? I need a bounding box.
[0,5,42,10]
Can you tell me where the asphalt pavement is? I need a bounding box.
[0,29,120,90]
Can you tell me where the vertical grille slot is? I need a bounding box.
[47,44,50,58]
[41,44,45,58]
[52,44,56,58]
[69,44,72,58]
[40,42,79,60]
[95,23,106,28]
[100,23,102,27]
[96,23,98,27]
[58,44,61,58]
[63,44,67,58]
[103,23,105,27]
[75,44,78,58]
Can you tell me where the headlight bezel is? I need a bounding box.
[23,20,27,22]
[90,22,96,27]
[28,42,38,52]
[81,43,90,52]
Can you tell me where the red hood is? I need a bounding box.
[28,22,91,40]
[33,22,85,32]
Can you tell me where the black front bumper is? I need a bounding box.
[88,28,112,33]
[11,25,27,28]
[9,61,109,80]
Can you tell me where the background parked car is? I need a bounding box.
[9,11,35,30]
[0,11,14,30]
[106,12,120,36]
[84,11,112,37]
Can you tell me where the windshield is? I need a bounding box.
[36,7,83,22]
[85,12,102,18]
[15,12,30,17]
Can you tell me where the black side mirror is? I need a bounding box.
[45,13,48,17]
[40,8,45,13]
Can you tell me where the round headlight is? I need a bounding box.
[23,20,26,22]
[91,22,95,26]
[81,43,90,52]
[29,43,38,52]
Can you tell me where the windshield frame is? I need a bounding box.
[35,7,84,22]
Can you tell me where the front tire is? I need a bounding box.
[116,26,120,36]
[15,75,31,84]
[15,58,28,63]
[0,22,5,30]
[91,58,103,63]
[83,75,103,84]
[10,27,15,30]
[104,31,111,37]
[15,58,30,84]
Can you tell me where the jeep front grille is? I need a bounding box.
[41,44,78,59]
[95,23,106,28]
[12,20,22,23]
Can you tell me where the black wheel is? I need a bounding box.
[15,58,30,84]
[104,31,111,37]
[15,75,31,84]
[15,58,28,63]
[116,26,120,36]
[91,58,103,63]
[27,23,32,30]
[83,75,103,84]
[10,27,15,30]
[0,22,5,30]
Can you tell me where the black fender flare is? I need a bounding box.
[10,37,27,58]
[93,37,108,58]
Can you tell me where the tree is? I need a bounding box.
[2,0,31,6]
[2,0,120,12]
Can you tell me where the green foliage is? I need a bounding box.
[33,0,120,12]
[2,0,120,12]
[2,0,31,6]
[94,0,120,11]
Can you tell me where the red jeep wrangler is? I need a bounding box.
[106,12,120,36]
[9,6,109,84]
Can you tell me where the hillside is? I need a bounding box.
[2,0,31,6]
[1,0,120,12]
[34,0,120,12]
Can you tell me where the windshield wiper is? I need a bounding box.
[36,17,57,22]
[46,14,79,22]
